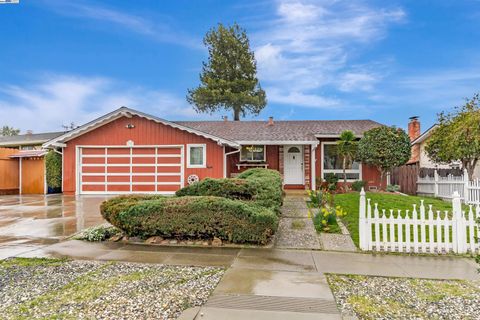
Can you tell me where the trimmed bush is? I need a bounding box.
[45,150,62,190]
[176,168,283,212]
[101,196,278,244]
[351,180,366,192]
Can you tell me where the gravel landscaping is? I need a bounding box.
[0,257,224,319]
[328,274,480,319]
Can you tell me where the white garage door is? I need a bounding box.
[78,145,184,194]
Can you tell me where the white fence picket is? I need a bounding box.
[359,188,479,255]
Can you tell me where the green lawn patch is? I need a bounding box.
[334,192,461,247]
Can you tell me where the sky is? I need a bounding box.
[0,0,479,134]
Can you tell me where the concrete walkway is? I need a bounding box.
[275,194,321,250]
[5,239,479,319]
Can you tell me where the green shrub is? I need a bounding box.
[101,196,278,244]
[176,168,283,212]
[351,180,367,192]
[323,173,339,191]
[45,150,62,189]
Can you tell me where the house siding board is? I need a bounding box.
[62,116,224,194]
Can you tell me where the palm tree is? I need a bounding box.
[336,130,358,190]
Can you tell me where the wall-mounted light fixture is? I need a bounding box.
[126,124,135,129]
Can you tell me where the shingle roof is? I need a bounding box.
[175,120,383,142]
[0,131,65,147]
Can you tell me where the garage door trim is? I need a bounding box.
[75,145,184,195]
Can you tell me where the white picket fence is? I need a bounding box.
[358,189,480,254]
[417,169,480,205]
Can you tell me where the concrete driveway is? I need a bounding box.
[0,194,109,256]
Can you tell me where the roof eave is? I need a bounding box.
[43,107,240,149]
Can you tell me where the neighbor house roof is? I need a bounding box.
[9,150,48,158]
[43,107,240,148]
[176,120,382,144]
[0,131,64,148]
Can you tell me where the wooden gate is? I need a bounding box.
[0,148,19,194]
[390,163,418,195]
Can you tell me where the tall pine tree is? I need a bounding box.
[187,23,266,121]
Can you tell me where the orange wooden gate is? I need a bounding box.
[21,157,46,194]
[0,148,19,194]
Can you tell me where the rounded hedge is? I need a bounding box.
[175,168,283,212]
[101,195,278,244]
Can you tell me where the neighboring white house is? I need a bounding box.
[407,117,478,176]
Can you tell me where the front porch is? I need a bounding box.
[226,144,316,190]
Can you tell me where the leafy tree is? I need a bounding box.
[1,125,20,136]
[336,130,358,189]
[357,126,411,190]
[425,94,480,180]
[187,23,266,121]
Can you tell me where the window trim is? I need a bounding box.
[240,145,266,162]
[187,144,206,168]
[320,141,362,182]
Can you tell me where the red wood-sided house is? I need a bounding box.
[42,107,384,195]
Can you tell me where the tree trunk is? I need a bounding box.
[343,157,347,190]
[379,169,385,191]
[465,159,478,180]
[233,108,241,121]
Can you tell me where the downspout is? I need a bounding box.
[223,146,241,178]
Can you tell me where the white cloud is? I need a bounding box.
[252,0,405,107]
[0,74,205,133]
[40,0,199,48]
[267,87,341,109]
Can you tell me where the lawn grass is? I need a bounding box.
[334,192,462,247]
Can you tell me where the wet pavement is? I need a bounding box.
[0,194,109,257]
[0,194,108,238]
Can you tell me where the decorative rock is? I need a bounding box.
[195,241,203,246]
[186,241,195,245]
[169,240,178,244]
[160,239,170,245]
[109,235,123,242]
[202,241,209,246]
[211,237,222,247]
[145,236,164,244]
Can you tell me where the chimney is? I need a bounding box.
[407,116,421,164]
[223,116,228,122]
[408,116,420,142]
[267,116,274,126]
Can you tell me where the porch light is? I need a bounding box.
[126,124,135,129]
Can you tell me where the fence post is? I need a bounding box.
[463,168,469,203]
[359,188,367,250]
[452,191,465,254]
[434,169,439,197]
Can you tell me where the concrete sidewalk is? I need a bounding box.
[8,240,478,280]
[3,239,479,319]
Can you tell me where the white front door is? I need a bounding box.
[284,145,304,185]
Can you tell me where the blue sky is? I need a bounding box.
[0,0,479,133]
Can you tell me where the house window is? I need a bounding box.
[240,145,265,162]
[187,144,206,168]
[322,143,361,180]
